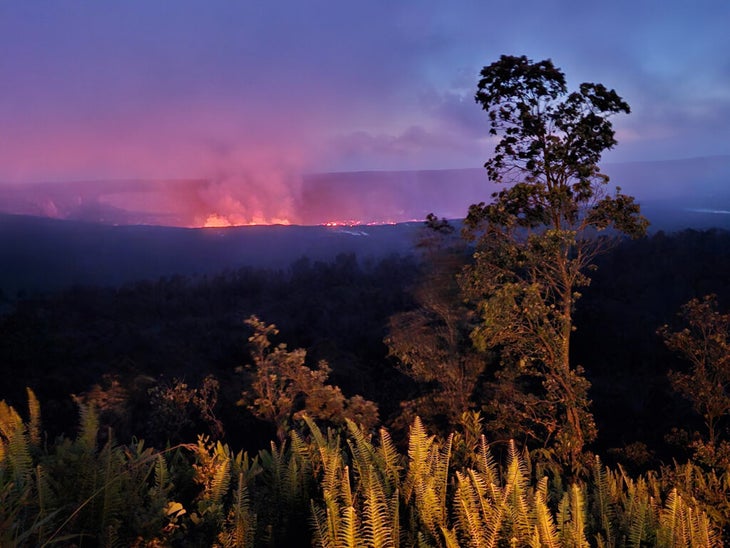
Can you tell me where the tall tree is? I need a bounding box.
[464,55,648,470]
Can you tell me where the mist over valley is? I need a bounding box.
[2,155,730,295]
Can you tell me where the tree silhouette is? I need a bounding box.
[464,55,648,471]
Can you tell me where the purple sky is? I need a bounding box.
[2,2,729,224]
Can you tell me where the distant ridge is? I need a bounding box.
[0,156,729,228]
[0,212,423,294]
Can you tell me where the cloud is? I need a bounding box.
[1,0,729,189]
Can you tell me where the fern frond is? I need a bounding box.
[534,490,559,548]
[311,500,335,548]
[690,509,721,547]
[227,471,255,548]
[476,435,499,488]
[152,454,170,500]
[346,419,379,493]
[26,388,41,449]
[433,433,453,510]
[657,487,679,546]
[99,440,124,535]
[623,475,650,548]
[338,505,360,548]
[389,489,400,548]
[470,467,503,539]
[418,476,444,542]
[33,463,56,542]
[404,416,435,503]
[591,455,615,545]
[74,396,99,450]
[454,471,489,548]
[440,525,460,548]
[378,427,403,493]
[505,440,531,541]
[527,525,542,548]
[568,484,590,548]
[0,399,33,487]
[211,456,232,508]
[362,476,395,548]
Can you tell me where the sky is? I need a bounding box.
[1,1,729,225]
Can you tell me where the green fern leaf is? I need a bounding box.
[362,477,395,548]
[338,505,360,548]
[535,490,559,548]
[26,388,41,449]
[454,471,489,548]
[591,455,615,545]
[378,427,404,493]
[311,500,335,548]
[505,440,531,542]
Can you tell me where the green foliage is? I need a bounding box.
[2,391,726,546]
[0,391,192,546]
[659,295,730,453]
[146,374,225,444]
[240,316,379,442]
[386,225,483,433]
[463,55,647,471]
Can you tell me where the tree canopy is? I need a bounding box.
[464,55,648,471]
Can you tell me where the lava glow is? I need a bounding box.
[200,213,292,228]
[321,220,400,227]
[0,168,489,228]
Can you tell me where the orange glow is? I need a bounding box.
[202,214,233,228]
[199,213,292,228]
[321,220,362,227]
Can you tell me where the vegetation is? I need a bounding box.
[240,315,378,443]
[1,391,722,546]
[462,55,647,472]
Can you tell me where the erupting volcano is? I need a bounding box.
[5,158,730,229]
[0,169,489,228]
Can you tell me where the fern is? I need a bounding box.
[311,500,335,548]
[216,471,256,548]
[591,455,616,545]
[505,439,532,543]
[404,416,435,503]
[534,489,559,548]
[211,455,232,514]
[362,476,396,548]
[440,525,460,548]
[402,417,457,546]
[475,435,499,488]
[26,388,41,450]
[337,505,360,548]
[73,396,99,450]
[99,439,124,538]
[378,427,404,494]
[151,453,170,500]
[0,399,33,487]
[622,473,651,548]
[657,488,681,547]
[558,484,590,548]
[454,470,490,548]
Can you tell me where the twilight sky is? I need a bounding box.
[1,1,729,224]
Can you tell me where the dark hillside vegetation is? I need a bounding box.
[0,212,423,295]
[0,253,419,446]
[574,228,730,465]
[0,230,728,459]
[2,229,730,544]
